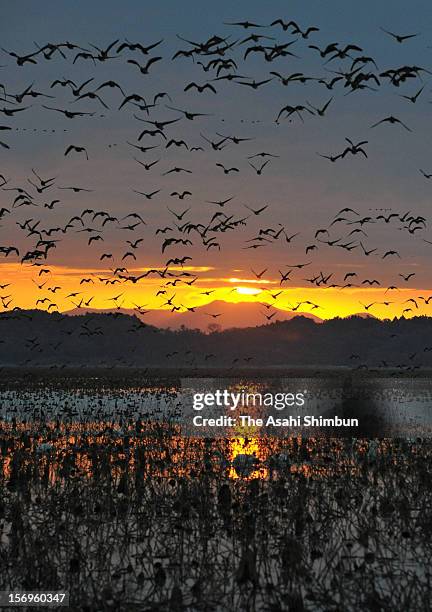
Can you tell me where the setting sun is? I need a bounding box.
[235,286,262,295]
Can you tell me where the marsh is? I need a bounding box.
[0,371,431,611]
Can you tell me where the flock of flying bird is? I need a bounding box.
[1,15,432,358]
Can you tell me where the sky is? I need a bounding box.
[1,0,432,323]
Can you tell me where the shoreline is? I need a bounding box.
[0,365,431,379]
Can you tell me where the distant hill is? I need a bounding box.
[0,309,432,368]
[348,312,378,320]
[64,300,323,330]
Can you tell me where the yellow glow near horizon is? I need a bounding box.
[228,277,272,285]
[1,262,432,322]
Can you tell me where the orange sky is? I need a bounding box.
[1,262,430,322]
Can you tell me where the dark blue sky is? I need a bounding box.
[2,1,427,50]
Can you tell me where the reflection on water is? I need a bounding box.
[0,375,431,483]
[182,376,432,437]
[1,375,431,610]
[0,419,413,485]
[1,376,432,439]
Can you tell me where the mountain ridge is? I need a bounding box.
[63,299,323,330]
[0,308,429,368]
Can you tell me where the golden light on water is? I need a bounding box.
[228,382,268,478]
[229,436,266,479]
